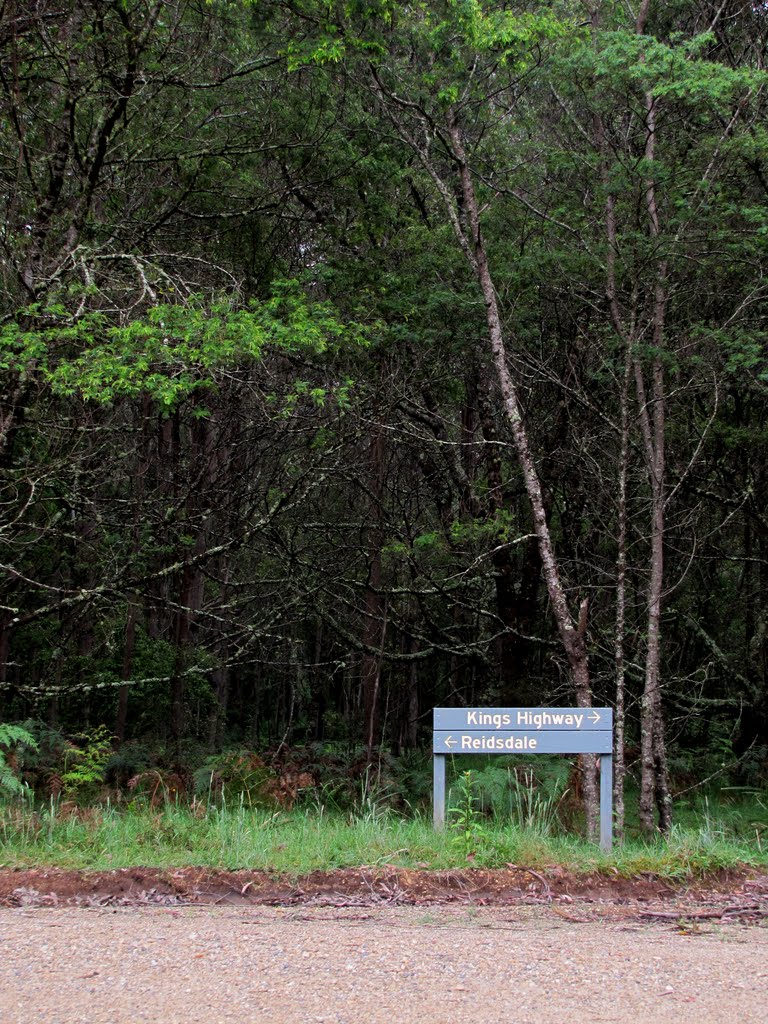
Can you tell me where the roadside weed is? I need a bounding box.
[448,770,488,858]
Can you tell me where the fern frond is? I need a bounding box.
[0,724,39,797]
[0,724,39,752]
[0,761,22,795]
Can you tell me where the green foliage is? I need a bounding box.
[2,0,768,827]
[450,508,522,546]
[193,750,278,808]
[448,770,488,857]
[105,742,152,787]
[750,796,768,852]
[346,767,400,825]
[507,767,566,836]
[446,758,569,838]
[284,0,570,102]
[5,722,68,795]
[60,727,114,802]
[584,30,763,107]
[0,725,39,797]
[0,285,369,409]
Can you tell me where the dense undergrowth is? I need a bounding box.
[0,722,766,876]
[0,794,766,877]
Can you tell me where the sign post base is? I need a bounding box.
[433,753,445,830]
[600,753,613,853]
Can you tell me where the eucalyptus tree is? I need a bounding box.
[3,0,767,802]
[273,0,605,831]
[503,0,768,831]
[283,0,768,829]
[0,0,372,743]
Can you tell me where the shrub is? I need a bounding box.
[0,724,39,796]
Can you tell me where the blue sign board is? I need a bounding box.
[432,706,613,851]
[434,706,612,732]
[433,730,611,754]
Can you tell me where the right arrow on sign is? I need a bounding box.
[589,710,601,724]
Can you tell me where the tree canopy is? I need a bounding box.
[1,0,768,833]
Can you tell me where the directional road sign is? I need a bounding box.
[433,730,612,754]
[434,706,612,733]
[432,706,614,852]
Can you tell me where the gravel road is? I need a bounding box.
[1,905,765,1024]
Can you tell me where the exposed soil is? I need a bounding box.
[3,870,767,1022]
[2,865,767,923]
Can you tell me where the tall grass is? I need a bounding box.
[0,792,765,877]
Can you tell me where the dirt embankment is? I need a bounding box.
[1,865,767,923]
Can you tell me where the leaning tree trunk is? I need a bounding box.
[371,73,600,836]
[444,115,599,838]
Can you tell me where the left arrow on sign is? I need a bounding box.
[444,735,457,749]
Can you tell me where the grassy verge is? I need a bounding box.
[0,796,766,878]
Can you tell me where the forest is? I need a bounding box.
[1,0,767,840]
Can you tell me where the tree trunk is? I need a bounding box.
[635,83,672,834]
[398,619,420,752]
[169,563,194,753]
[592,12,672,833]
[115,600,137,744]
[362,427,387,757]
[613,339,631,840]
[445,115,599,837]
[0,611,10,718]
